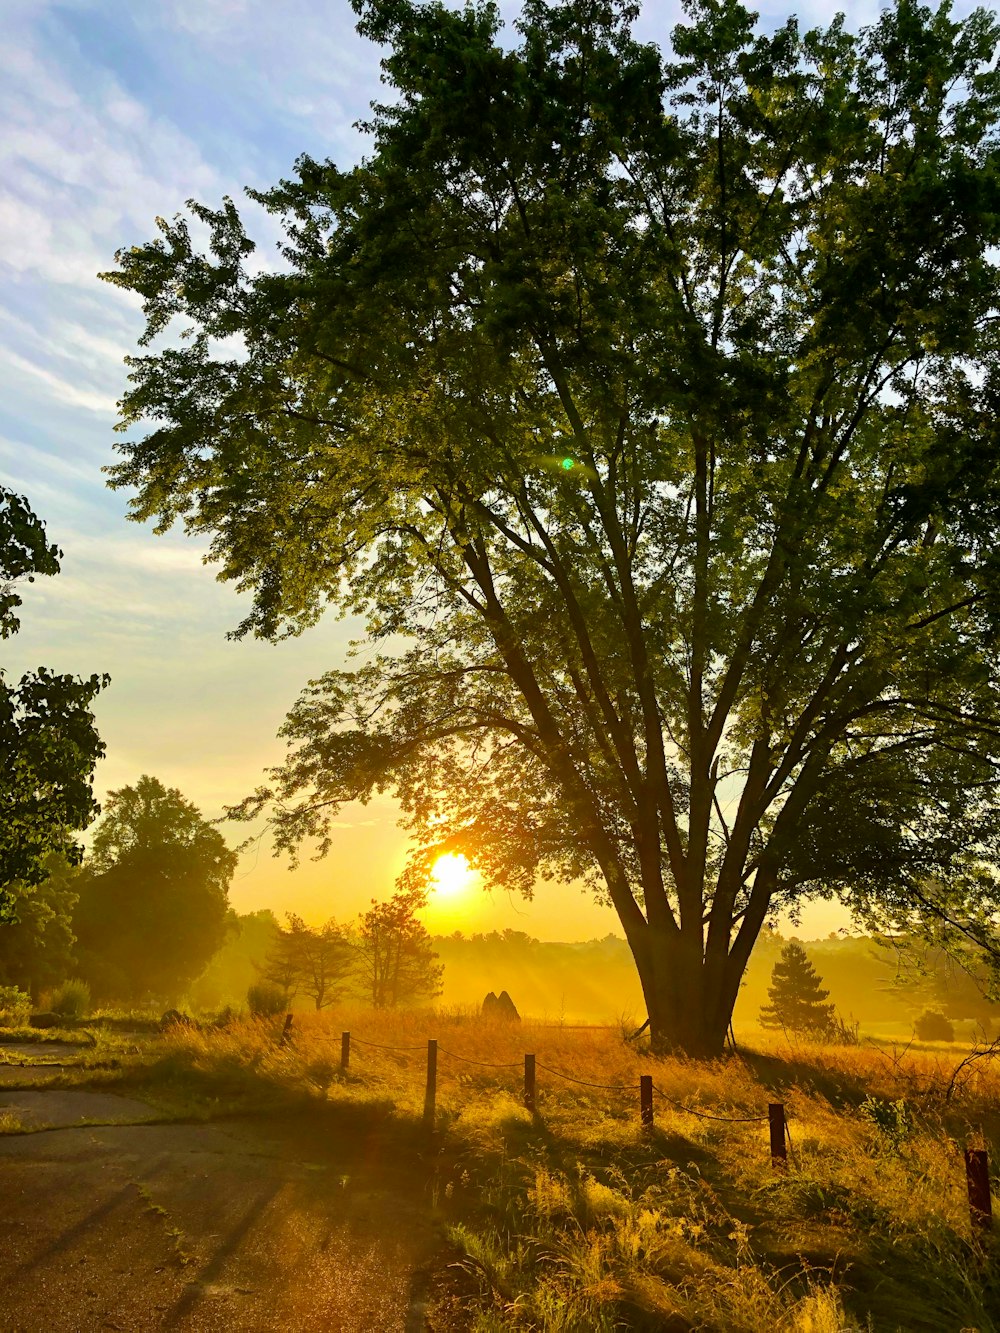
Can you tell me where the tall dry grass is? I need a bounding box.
[151,1009,1000,1330]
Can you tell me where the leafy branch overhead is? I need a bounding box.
[103,0,1000,1054]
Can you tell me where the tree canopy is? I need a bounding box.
[0,852,80,1003]
[73,775,236,1002]
[0,488,108,921]
[102,0,1000,1054]
[260,912,354,1010]
[358,889,443,1008]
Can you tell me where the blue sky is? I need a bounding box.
[2,0,977,938]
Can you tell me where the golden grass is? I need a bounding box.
[145,1010,1000,1330]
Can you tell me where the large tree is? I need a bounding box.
[73,775,236,1002]
[0,488,108,920]
[101,0,1000,1055]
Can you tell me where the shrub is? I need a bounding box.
[859,1095,912,1150]
[48,979,91,1020]
[0,986,31,1023]
[247,981,286,1018]
[914,1009,955,1042]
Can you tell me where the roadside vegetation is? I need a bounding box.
[6,1005,997,1330]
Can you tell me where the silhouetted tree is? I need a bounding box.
[73,775,235,1002]
[358,890,442,1009]
[759,941,836,1039]
[104,0,1000,1055]
[914,1009,956,1042]
[260,913,354,1010]
[0,488,107,920]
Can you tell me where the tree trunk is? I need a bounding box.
[633,930,733,1059]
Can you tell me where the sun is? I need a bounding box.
[430,852,474,899]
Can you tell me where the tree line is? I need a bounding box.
[253,892,442,1012]
[0,770,441,1012]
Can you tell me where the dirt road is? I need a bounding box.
[0,1070,449,1331]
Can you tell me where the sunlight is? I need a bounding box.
[430,852,474,900]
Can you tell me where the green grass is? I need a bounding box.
[15,1007,1000,1330]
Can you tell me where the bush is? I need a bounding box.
[48,979,91,1020]
[914,1009,955,1042]
[247,981,286,1018]
[0,986,31,1023]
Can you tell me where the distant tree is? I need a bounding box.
[759,941,836,1039]
[914,1009,956,1042]
[0,852,79,1003]
[261,913,354,1011]
[246,980,287,1018]
[358,890,442,1010]
[73,775,235,1002]
[0,488,108,920]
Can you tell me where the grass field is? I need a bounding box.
[5,1007,1000,1329]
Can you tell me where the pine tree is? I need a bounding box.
[759,941,836,1039]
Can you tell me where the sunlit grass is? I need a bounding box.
[23,1006,1000,1329]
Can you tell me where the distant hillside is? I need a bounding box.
[434,928,1000,1036]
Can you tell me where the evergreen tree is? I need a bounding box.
[759,941,835,1038]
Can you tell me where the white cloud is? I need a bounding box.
[3,349,118,414]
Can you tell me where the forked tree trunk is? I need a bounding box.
[631,929,736,1060]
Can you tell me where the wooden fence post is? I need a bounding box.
[966,1149,993,1232]
[769,1103,787,1168]
[640,1075,654,1130]
[279,1013,293,1047]
[423,1039,438,1130]
[524,1053,536,1113]
[341,1031,350,1073]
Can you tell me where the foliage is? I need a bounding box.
[73,775,236,1002]
[0,488,108,920]
[260,913,354,1010]
[858,1094,913,1151]
[48,978,91,1020]
[914,1008,956,1042]
[246,980,287,1017]
[0,985,31,1022]
[102,0,1000,1055]
[759,941,836,1039]
[0,852,80,1002]
[357,890,443,1009]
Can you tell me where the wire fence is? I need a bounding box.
[300,1018,776,1128]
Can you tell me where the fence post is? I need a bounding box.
[341,1031,350,1073]
[769,1103,787,1168]
[423,1039,438,1130]
[966,1149,993,1232]
[640,1075,654,1130]
[524,1053,536,1113]
[279,1013,293,1047]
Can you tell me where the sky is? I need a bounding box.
[1,0,979,940]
